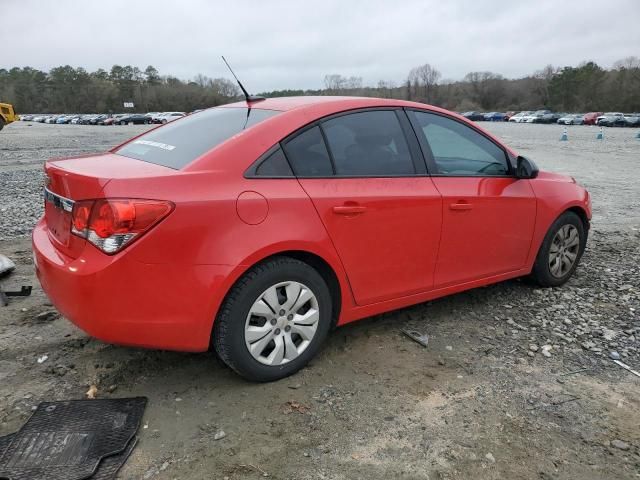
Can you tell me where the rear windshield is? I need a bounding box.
[115,107,280,169]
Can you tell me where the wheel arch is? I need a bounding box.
[527,201,591,271]
[208,247,349,347]
[565,205,590,231]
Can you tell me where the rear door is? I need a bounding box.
[407,110,536,287]
[284,109,443,305]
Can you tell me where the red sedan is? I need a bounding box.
[33,97,592,381]
[583,112,604,125]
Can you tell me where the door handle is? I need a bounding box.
[332,205,367,215]
[449,202,473,211]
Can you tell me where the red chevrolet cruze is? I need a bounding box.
[33,97,591,381]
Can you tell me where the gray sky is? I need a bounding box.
[2,0,639,91]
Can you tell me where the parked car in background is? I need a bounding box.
[504,111,517,121]
[152,112,186,124]
[78,114,97,125]
[508,111,532,123]
[484,112,507,122]
[625,114,640,127]
[596,112,624,125]
[116,113,152,125]
[536,112,563,124]
[557,114,583,125]
[525,110,551,123]
[598,113,628,127]
[20,114,34,121]
[57,115,80,124]
[101,114,127,126]
[582,112,603,125]
[461,111,485,121]
[33,96,592,381]
[32,115,46,122]
[91,114,109,125]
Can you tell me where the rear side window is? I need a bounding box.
[283,126,333,177]
[255,147,293,177]
[116,107,279,169]
[410,111,509,176]
[322,110,415,176]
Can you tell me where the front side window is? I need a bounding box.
[322,110,415,176]
[283,126,333,177]
[410,111,509,176]
[116,107,279,169]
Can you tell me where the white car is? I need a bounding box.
[153,112,186,124]
[508,111,532,123]
[557,114,584,125]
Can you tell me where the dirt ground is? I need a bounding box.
[1,121,639,479]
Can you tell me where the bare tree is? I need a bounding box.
[324,74,345,93]
[613,56,640,70]
[323,74,362,94]
[408,63,441,103]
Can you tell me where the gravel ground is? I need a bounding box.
[0,121,639,479]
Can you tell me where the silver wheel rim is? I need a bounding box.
[244,281,319,366]
[548,224,580,278]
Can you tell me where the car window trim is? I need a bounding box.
[405,108,515,177]
[282,107,425,179]
[244,144,296,179]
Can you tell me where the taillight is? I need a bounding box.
[71,199,173,254]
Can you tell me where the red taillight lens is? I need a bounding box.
[71,201,93,234]
[71,199,173,254]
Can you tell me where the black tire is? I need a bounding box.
[0,118,4,131]
[213,257,332,382]
[531,211,587,287]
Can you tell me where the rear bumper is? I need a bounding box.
[32,219,233,351]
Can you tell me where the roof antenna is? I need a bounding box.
[221,56,265,103]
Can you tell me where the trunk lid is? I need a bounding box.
[44,153,175,258]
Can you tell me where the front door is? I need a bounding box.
[408,110,536,287]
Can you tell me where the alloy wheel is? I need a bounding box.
[244,281,319,366]
[548,224,580,278]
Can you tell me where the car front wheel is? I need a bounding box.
[213,257,332,382]
[531,211,587,287]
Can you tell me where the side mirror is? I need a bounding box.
[516,156,539,179]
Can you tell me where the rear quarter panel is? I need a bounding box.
[103,170,354,333]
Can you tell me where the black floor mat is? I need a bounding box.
[0,434,137,480]
[0,397,146,480]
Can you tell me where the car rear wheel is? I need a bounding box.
[213,257,332,382]
[531,211,586,287]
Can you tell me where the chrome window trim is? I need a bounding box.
[44,187,74,212]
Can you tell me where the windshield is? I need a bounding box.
[115,107,280,169]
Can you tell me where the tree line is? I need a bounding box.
[263,57,640,113]
[1,58,639,114]
[0,65,239,114]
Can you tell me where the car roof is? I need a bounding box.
[220,96,452,114]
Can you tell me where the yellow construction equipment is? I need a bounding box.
[0,103,19,131]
